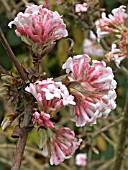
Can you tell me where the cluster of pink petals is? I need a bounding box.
[8,4,68,52]
[62,54,117,127]
[75,3,89,13]
[41,126,82,165]
[75,153,87,167]
[96,6,128,38]
[33,111,54,128]
[25,78,75,115]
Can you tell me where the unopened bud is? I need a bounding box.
[1,117,12,131]
[92,147,99,155]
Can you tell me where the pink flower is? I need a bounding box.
[33,111,54,128]
[8,4,68,54]
[62,54,117,127]
[40,126,82,165]
[76,153,87,167]
[25,78,75,115]
[75,3,89,13]
[96,6,127,38]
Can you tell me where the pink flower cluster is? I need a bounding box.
[41,126,82,165]
[25,78,75,117]
[25,79,81,165]
[62,54,117,127]
[6,3,119,167]
[76,153,87,167]
[75,3,89,13]
[96,6,128,38]
[8,5,68,54]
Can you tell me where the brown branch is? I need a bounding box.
[91,28,110,51]
[0,65,11,75]
[100,38,110,51]
[0,144,42,155]
[11,104,33,170]
[11,130,28,170]
[97,158,115,170]
[93,117,123,137]
[112,94,128,170]
[1,0,11,12]
[0,28,28,81]
[21,0,29,6]
[0,157,31,170]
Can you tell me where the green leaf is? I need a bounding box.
[38,129,48,149]
[7,29,22,47]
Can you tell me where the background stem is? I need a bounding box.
[112,94,128,170]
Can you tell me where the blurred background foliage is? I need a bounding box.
[0,0,128,170]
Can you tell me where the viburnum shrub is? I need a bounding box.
[0,1,128,170]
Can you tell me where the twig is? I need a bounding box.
[101,133,115,148]
[93,117,123,137]
[61,162,73,170]
[21,0,29,6]
[0,157,29,170]
[11,132,28,170]
[112,95,128,170]
[100,38,110,51]
[0,29,28,81]
[0,157,12,167]
[0,65,11,75]
[1,0,11,12]
[87,159,105,169]
[121,66,128,77]
[11,103,33,170]
[0,144,42,155]
[92,29,110,51]
[97,158,115,170]
[24,153,43,170]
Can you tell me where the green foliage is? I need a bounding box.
[38,129,48,149]
[7,29,22,47]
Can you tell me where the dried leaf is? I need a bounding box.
[96,135,107,151]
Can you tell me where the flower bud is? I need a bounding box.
[1,117,12,131]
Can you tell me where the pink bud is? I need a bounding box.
[76,153,87,167]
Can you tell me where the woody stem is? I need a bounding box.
[0,28,28,81]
